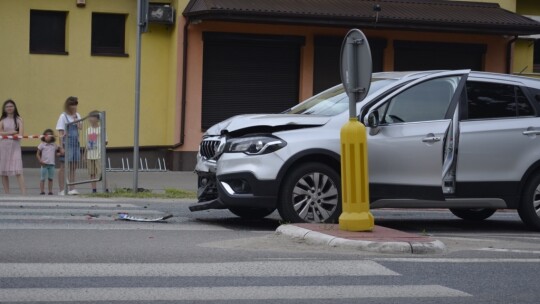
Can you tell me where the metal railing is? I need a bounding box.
[64,112,107,193]
[107,157,167,172]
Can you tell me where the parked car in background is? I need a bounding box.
[192,70,540,231]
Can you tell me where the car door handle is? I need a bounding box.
[422,136,441,143]
[523,130,540,136]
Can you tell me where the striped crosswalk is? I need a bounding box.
[0,199,472,302]
[0,260,470,302]
[0,198,228,231]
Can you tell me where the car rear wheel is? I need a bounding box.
[228,207,275,220]
[278,162,341,223]
[518,172,540,231]
[449,208,496,221]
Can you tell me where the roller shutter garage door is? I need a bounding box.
[201,33,304,129]
[313,36,386,94]
[394,41,486,71]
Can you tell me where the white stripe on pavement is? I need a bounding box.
[0,261,398,278]
[475,248,540,255]
[0,202,138,208]
[0,215,117,221]
[373,258,540,263]
[0,208,163,215]
[0,285,470,302]
[0,223,227,231]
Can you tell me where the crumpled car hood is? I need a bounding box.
[205,114,331,136]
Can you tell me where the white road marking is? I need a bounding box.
[0,261,398,278]
[373,258,540,263]
[0,215,117,221]
[0,223,227,231]
[0,285,470,301]
[475,248,540,254]
[0,208,163,215]
[0,202,138,208]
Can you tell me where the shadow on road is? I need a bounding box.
[191,209,538,235]
[194,216,281,231]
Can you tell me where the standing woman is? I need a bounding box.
[0,99,26,194]
[56,96,81,195]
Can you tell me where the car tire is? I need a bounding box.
[449,208,497,221]
[278,162,341,223]
[228,207,275,219]
[518,172,540,231]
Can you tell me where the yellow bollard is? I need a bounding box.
[339,117,374,231]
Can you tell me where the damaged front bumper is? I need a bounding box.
[189,170,227,211]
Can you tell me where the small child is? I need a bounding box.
[86,111,108,193]
[36,129,58,195]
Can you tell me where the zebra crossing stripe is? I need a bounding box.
[0,223,226,231]
[0,208,163,215]
[0,285,471,302]
[0,202,139,208]
[0,261,398,278]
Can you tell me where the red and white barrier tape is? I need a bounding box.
[0,135,55,139]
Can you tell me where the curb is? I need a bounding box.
[275,225,446,254]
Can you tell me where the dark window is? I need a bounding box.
[91,13,127,56]
[29,10,67,54]
[534,40,540,73]
[466,82,535,119]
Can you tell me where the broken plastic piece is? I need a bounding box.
[117,213,173,222]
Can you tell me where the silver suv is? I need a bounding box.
[192,70,540,230]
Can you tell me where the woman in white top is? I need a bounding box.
[56,96,81,195]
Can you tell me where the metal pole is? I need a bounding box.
[100,112,107,193]
[64,122,69,196]
[133,0,143,193]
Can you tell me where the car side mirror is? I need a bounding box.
[367,112,379,129]
[366,111,381,136]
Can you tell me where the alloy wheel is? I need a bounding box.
[291,172,339,222]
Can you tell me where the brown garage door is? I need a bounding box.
[394,41,486,71]
[313,36,386,94]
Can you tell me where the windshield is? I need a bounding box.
[285,79,397,116]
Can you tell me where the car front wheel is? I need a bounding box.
[449,208,496,221]
[277,162,341,223]
[518,172,540,231]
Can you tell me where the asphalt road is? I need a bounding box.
[1,196,539,303]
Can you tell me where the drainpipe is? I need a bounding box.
[172,17,190,149]
[506,35,518,74]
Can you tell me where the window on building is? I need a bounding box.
[91,13,127,56]
[466,81,535,119]
[534,40,540,73]
[29,10,67,54]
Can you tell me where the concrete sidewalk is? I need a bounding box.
[0,169,198,195]
[276,224,446,254]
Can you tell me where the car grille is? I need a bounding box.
[200,140,220,159]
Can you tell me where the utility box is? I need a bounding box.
[148,4,175,24]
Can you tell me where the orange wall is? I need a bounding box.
[176,20,509,152]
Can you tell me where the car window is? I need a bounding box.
[284,79,396,116]
[466,81,535,119]
[379,76,461,124]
